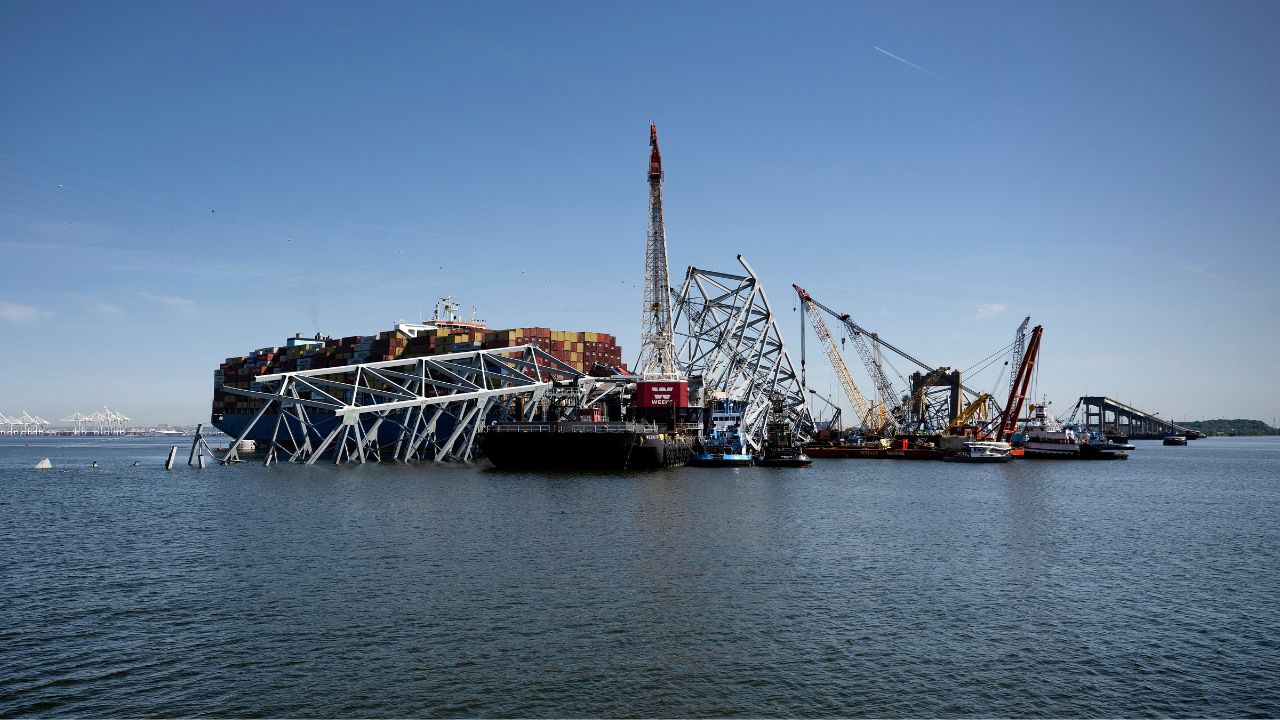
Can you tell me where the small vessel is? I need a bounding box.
[690,401,754,467]
[1089,431,1134,450]
[688,443,754,467]
[1103,430,1130,444]
[1078,430,1132,460]
[34,457,52,470]
[756,395,812,467]
[1163,435,1188,446]
[1078,432,1130,460]
[942,440,1014,463]
[756,447,812,467]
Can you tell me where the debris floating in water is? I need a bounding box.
[34,458,52,469]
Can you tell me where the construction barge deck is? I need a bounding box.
[482,421,694,471]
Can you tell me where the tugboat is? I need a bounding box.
[1078,430,1131,459]
[1163,434,1188,446]
[942,440,1014,463]
[689,400,753,467]
[1103,429,1130,444]
[756,395,812,467]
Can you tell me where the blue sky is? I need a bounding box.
[1,1,1277,426]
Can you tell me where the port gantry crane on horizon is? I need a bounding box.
[634,122,680,381]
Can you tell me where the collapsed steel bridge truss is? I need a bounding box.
[218,345,583,465]
[672,254,815,451]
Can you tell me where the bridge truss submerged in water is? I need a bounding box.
[217,345,585,465]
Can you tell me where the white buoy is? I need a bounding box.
[35,458,52,470]
[165,445,178,471]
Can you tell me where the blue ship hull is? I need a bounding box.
[688,452,753,467]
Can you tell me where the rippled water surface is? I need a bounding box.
[2,436,1278,717]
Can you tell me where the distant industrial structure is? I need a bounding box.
[0,412,50,435]
[0,407,134,435]
[60,408,132,435]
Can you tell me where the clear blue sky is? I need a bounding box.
[2,1,1277,426]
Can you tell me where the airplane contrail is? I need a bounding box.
[873,46,937,76]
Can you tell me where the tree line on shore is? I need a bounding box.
[1178,419,1278,436]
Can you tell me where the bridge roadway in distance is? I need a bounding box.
[1077,396,1202,439]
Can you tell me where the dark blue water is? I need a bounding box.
[2,436,1277,717]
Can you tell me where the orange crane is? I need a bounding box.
[998,325,1043,440]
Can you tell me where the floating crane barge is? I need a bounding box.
[478,123,700,470]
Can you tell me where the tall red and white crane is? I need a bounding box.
[634,123,680,380]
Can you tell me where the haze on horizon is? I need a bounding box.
[1,1,1277,426]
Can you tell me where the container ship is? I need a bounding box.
[211,298,629,444]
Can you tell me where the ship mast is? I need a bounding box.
[636,123,680,380]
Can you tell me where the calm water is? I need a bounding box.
[1,436,1277,717]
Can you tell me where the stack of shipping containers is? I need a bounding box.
[212,324,627,421]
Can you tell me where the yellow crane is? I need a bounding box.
[947,393,994,435]
[795,285,872,432]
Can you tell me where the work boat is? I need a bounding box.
[1079,430,1132,459]
[756,397,812,467]
[689,402,754,467]
[689,429,754,467]
[1012,404,1080,458]
[942,440,1013,463]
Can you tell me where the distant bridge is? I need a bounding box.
[1070,396,1201,439]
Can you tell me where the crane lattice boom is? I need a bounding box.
[635,123,680,380]
[837,323,898,434]
[1010,316,1030,396]
[795,285,871,431]
[999,325,1043,440]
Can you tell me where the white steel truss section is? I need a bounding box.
[217,345,583,465]
[672,254,815,451]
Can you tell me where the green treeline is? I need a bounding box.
[1178,419,1278,436]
